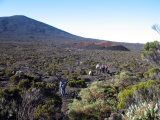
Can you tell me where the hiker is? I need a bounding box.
[96,63,100,74]
[60,81,65,96]
[77,60,79,66]
[89,70,93,76]
[99,64,102,74]
[102,64,105,73]
[105,64,108,73]
[80,61,82,65]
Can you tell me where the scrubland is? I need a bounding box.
[0,41,160,120]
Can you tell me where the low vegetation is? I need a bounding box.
[1,41,160,119]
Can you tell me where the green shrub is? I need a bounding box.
[0,88,22,119]
[143,68,159,78]
[117,80,157,110]
[142,41,159,56]
[67,73,78,80]
[115,71,119,75]
[135,71,144,80]
[143,72,149,78]
[18,79,30,89]
[62,70,69,75]
[4,69,13,77]
[67,79,86,87]
[9,75,19,85]
[77,70,82,75]
[68,81,119,120]
[148,67,159,73]
[34,104,54,119]
[31,81,56,94]
[111,71,137,87]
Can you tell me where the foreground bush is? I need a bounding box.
[34,98,55,119]
[141,41,160,67]
[111,71,137,87]
[122,101,160,120]
[68,81,119,120]
[117,80,158,110]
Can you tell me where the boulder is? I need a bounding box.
[104,113,122,120]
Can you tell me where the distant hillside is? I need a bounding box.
[61,41,130,51]
[0,15,143,52]
[0,15,103,43]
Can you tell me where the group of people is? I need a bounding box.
[96,63,108,74]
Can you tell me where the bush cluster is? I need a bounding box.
[111,71,137,87]
[68,81,119,120]
[67,73,78,80]
[117,80,158,110]
[67,79,86,87]
[142,41,159,56]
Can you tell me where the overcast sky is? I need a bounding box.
[0,0,160,43]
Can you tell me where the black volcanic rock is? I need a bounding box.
[0,15,102,43]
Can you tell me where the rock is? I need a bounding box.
[104,113,122,120]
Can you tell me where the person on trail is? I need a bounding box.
[99,64,102,74]
[77,60,79,66]
[96,63,100,74]
[60,81,65,96]
[102,64,105,73]
[105,64,108,73]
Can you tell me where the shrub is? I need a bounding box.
[34,98,55,119]
[62,70,69,75]
[0,88,22,119]
[143,68,160,78]
[68,81,119,120]
[148,67,159,73]
[67,73,78,80]
[31,81,56,94]
[77,70,82,75]
[9,75,19,85]
[122,101,160,120]
[117,80,158,110]
[4,69,13,77]
[67,79,86,87]
[18,79,30,89]
[143,72,149,78]
[111,71,137,87]
[135,71,144,80]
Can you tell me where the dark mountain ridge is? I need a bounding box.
[0,15,104,43]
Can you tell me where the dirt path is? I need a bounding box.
[56,71,114,119]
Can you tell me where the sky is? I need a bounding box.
[0,0,160,44]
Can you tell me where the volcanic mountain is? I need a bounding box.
[0,15,103,44]
[0,15,143,51]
